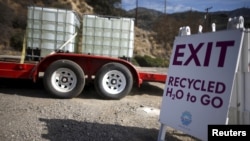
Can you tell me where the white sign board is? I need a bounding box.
[159,29,244,141]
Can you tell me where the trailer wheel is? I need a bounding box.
[43,60,85,98]
[94,63,133,100]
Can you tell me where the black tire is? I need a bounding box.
[43,59,85,98]
[94,62,133,100]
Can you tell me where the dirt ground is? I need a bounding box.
[0,78,200,141]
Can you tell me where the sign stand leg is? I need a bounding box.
[157,123,167,141]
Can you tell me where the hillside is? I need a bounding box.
[0,0,249,63]
[0,0,93,55]
[0,0,171,61]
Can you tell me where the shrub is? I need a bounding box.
[10,31,25,51]
[133,55,169,67]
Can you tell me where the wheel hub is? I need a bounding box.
[111,79,117,85]
[61,77,68,83]
[51,68,77,93]
[102,70,126,95]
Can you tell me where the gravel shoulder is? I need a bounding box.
[0,78,199,141]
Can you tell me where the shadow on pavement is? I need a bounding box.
[0,78,51,98]
[130,82,165,97]
[39,118,189,141]
[0,78,165,99]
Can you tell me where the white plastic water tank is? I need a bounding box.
[227,16,245,30]
[198,25,203,33]
[211,23,216,32]
[178,26,191,36]
[27,6,80,57]
[82,15,134,59]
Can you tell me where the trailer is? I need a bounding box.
[0,53,166,100]
[0,6,167,100]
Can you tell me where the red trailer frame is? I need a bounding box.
[0,54,167,83]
